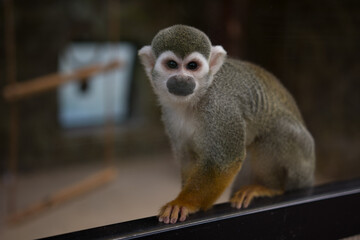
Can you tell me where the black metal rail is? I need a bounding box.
[41,178,360,240]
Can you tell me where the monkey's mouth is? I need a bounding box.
[166,76,196,97]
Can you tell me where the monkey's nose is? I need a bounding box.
[166,76,196,96]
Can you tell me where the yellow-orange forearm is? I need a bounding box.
[170,162,242,212]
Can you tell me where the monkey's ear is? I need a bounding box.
[138,46,155,79]
[209,46,227,75]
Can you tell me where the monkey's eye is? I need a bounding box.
[167,60,178,69]
[187,61,198,70]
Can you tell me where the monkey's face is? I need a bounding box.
[139,46,226,105]
[152,51,210,99]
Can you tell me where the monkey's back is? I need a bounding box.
[211,58,304,128]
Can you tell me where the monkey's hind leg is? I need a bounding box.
[230,185,283,209]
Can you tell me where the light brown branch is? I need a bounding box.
[3,60,122,102]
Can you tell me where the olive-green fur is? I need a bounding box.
[163,58,315,191]
[151,25,211,59]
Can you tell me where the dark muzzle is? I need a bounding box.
[166,76,196,96]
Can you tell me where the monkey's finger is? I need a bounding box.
[230,200,237,208]
[159,205,172,223]
[233,190,247,209]
[236,196,245,209]
[170,205,180,224]
[243,191,255,208]
[230,196,241,208]
[179,207,188,222]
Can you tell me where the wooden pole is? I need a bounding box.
[4,0,16,86]
[7,167,118,224]
[3,60,122,102]
[4,0,19,215]
[103,0,122,166]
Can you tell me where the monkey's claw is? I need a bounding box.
[158,204,189,224]
[230,185,283,209]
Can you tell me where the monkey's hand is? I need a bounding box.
[158,200,199,224]
[230,184,283,209]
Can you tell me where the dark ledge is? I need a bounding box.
[40,178,360,240]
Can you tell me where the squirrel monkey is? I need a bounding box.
[139,25,315,224]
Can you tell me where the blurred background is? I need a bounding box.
[0,0,359,239]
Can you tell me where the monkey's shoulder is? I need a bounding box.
[217,58,278,84]
[211,58,303,121]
